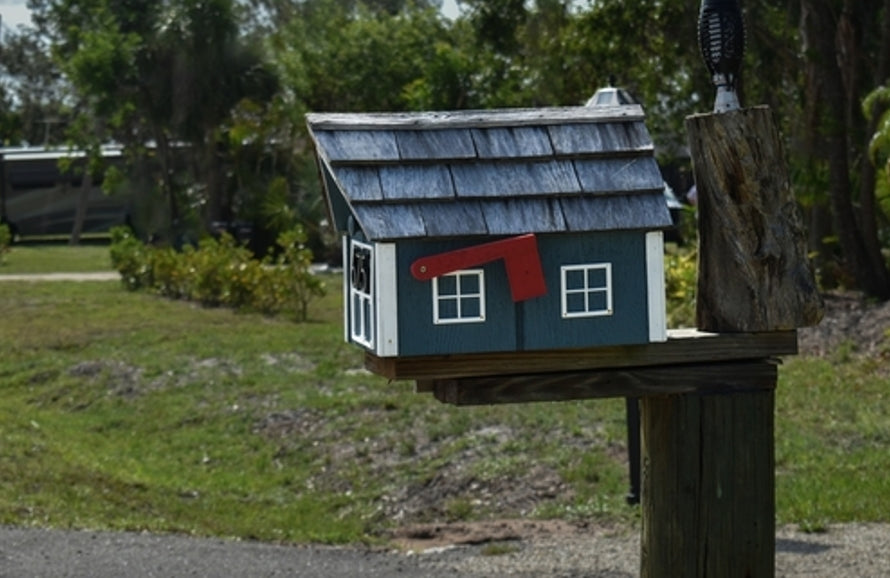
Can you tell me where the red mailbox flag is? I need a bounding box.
[410,234,547,302]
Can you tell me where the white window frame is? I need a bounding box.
[433,269,486,325]
[349,239,374,348]
[560,263,613,318]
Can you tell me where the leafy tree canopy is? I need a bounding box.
[7,0,890,296]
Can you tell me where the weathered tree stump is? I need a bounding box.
[686,106,823,332]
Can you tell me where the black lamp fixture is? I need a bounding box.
[698,0,746,112]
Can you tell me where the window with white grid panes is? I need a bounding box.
[560,263,613,318]
[433,269,486,324]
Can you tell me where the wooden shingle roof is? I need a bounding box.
[307,106,672,241]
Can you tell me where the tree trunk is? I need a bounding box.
[154,130,180,241]
[800,0,890,299]
[69,170,93,246]
[202,137,227,228]
[805,204,833,277]
[856,0,890,297]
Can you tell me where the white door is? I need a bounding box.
[349,239,374,348]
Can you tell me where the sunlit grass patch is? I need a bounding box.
[2,275,888,544]
[0,244,114,274]
[776,356,890,527]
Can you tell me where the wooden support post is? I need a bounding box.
[638,105,823,578]
[641,382,775,578]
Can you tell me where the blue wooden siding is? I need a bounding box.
[321,167,351,233]
[520,232,648,350]
[395,239,518,356]
[391,232,648,356]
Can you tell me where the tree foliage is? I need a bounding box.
[793,0,890,298]
[0,27,70,145]
[25,0,279,244]
[6,0,890,297]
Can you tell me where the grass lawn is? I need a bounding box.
[0,243,114,274]
[1,248,888,543]
[0,278,637,543]
[776,357,890,531]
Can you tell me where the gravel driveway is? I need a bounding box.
[2,523,889,577]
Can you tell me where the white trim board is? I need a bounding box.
[374,243,399,356]
[646,231,667,342]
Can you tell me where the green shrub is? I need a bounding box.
[665,246,698,328]
[108,225,325,322]
[224,256,267,311]
[272,226,326,322]
[148,246,189,299]
[109,226,150,289]
[0,224,10,264]
[182,235,246,306]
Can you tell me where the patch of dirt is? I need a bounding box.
[797,291,890,357]
[388,518,612,551]
[67,360,144,397]
[252,408,326,438]
[383,464,573,525]
[251,410,587,541]
[260,352,317,373]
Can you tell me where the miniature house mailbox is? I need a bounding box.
[307,105,673,377]
[308,102,822,578]
[307,2,825,575]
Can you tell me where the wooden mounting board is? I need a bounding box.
[365,329,797,381]
[426,359,779,406]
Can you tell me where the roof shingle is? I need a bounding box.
[307,106,672,241]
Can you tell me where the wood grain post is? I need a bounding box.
[638,105,814,578]
[641,381,775,578]
[686,106,823,332]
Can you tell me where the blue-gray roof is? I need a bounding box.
[307,106,672,241]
